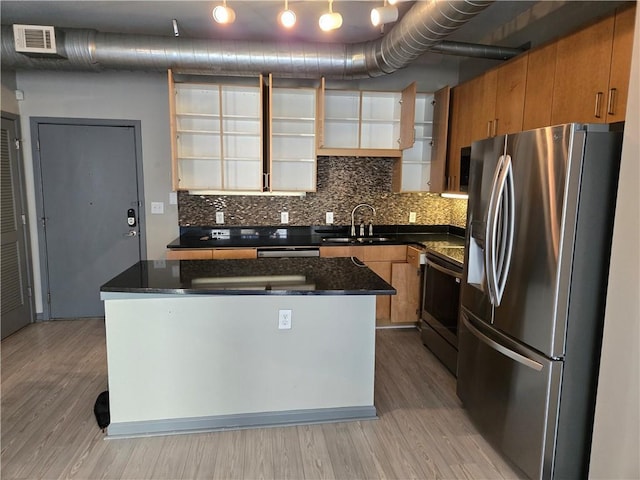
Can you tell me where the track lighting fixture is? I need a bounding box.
[319,0,343,32]
[371,1,398,27]
[278,0,296,29]
[212,0,236,24]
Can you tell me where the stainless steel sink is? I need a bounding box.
[322,236,394,244]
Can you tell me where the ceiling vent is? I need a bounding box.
[13,24,57,54]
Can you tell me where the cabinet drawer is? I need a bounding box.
[319,246,365,259]
[406,246,423,268]
[166,249,214,260]
[362,245,407,262]
[213,249,257,259]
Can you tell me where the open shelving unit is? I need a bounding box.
[169,71,263,192]
[269,82,318,192]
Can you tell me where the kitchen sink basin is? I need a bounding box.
[322,236,395,244]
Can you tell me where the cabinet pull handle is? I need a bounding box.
[594,92,604,118]
[607,88,617,116]
[487,120,492,138]
[493,118,498,137]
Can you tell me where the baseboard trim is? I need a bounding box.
[107,405,377,438]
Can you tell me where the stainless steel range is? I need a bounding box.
[420,249,463,376]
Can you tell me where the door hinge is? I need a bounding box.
[21,214,26,225]
[27,287,33,298]
[36,139,40,151]
[41,217,47,228]
[14,138,21,150]
[47,292,51,304]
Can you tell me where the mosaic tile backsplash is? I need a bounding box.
[179,156,468,228]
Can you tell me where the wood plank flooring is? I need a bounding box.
[1,319,525,479]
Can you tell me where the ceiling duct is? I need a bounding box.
[0,0,521,79]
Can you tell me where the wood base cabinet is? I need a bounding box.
[166,248,257,260]
[320,244,419,325]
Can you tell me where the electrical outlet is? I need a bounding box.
[409,211,417,223]
[326,212,334,224]
[215,212,224,224]
[281,211,289,224]
[278,309,292,330]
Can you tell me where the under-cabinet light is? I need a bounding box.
[441,192,469,200]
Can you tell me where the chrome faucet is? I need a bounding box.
[351,203,376,237]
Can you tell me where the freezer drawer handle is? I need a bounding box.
[462,314,543,371]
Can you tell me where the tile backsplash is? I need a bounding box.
[178,156,467,228]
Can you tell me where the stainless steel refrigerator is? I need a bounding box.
[457,123,623,480]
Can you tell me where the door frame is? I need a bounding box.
[30,117,146,321]
[1,111,36,333]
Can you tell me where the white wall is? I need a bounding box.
[15,70,178,313]
[589,4,640,479]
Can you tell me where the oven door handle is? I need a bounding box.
[426,258,462,279]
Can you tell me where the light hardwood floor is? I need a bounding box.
[1,319,525,479]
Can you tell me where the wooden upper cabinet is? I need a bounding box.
[399,82,417,149]
[429,86,450,193]
[607,4,636,123]
[494,54,528,135]
[523,42,557,130]
[447,80,473,191]
[551,14,615,124]
[469,55,527,141]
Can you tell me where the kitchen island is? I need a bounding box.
[100,257,394,437]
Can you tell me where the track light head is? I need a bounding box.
[213,2,236,24]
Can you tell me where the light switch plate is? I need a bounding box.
[215,212,225,224]
[281,211,289,224]
[409,212,417,223]
[151,202,164,214]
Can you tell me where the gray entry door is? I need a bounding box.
[37,122,143,319]
[1,116,34,338]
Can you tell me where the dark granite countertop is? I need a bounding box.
[101,257,396,296]
[167,225,466,266]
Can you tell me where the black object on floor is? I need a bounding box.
[93,391,110,432]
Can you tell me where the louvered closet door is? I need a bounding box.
[1,117,33,339]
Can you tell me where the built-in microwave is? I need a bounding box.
[420,252,463,376]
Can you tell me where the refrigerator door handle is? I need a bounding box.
[485,155,505,306]
[495,154,516,304]
[462,313,544,371]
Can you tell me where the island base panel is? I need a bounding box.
[104,295,376,437]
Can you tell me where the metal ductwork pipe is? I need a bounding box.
[430,40,524,60]
[1,0,509,79]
